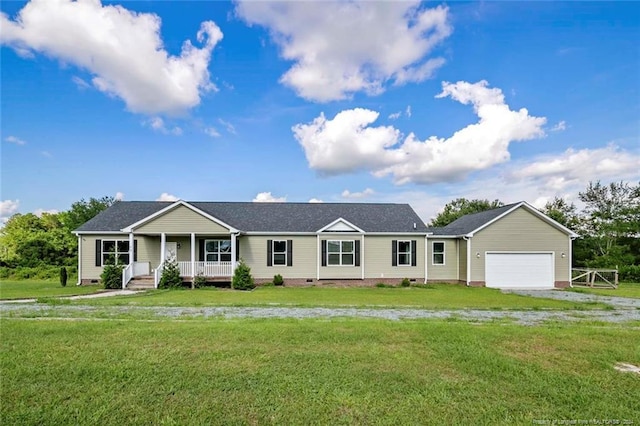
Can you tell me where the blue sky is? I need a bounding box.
[1,0,639,222]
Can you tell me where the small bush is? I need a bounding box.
[273,274,284,286]
[400,278,411,288]
[375,282,394,288]
[101,264,123,289]
[60,267,67,287]
[619,265,640,282]
[261,281,275,287]
[159,259,183,289]
[232,260,255,291]
[193,272,207,289]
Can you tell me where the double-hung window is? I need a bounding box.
[397,240,412,266]
[272,240,287,265]
[432,242,445,265]
[102,240,130,265]
[327,240,354,266]
[205,240,232,262]
[267,239,293,267]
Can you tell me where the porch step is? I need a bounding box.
[127,275,155,290]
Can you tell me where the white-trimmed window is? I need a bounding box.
[267,239,292,267]
[432,242,445,265]
[102,240,130,265]
[397,240,412,266]
[327,240,354,266]
[205,239,231,262]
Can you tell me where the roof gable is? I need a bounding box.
[433,202,577,237]
[318,218,364,233]
[129,203,234,233]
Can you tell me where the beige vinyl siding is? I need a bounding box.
[134,205,229,234]
[81,235,123,280]
[426,238,459,281]
[470,207,570,282]
[364,236,425,279]
[135,236,160,272]
[458,238,467,282]
[240,236,317,279]
[319,237,362,279]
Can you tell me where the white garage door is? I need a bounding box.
[485,252,554,289]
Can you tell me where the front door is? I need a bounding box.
[164,242,178,262]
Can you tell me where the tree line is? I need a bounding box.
[0,197,116,279]
[1,181,638,281]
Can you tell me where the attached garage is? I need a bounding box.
[485,252,554,289]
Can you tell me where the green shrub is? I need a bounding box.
[261,281,275,287]
[101,264,123,289]
[193,272,207,289]
[619,265,640,282]
[0,265,78,281]
[159,259,182,289]
[232,260,255,291]
[375,282,394,288]
[273,274,284,286]
[400,278,411,288]
[60,267,67,287]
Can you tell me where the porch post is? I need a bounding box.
[160,233,166,263]
[191,233,196,283]
[129,232,134,273]
[231,233,237,272]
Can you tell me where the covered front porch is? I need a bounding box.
[122,232,238,288]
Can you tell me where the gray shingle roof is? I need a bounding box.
[75,201,429,233]
[429,203,520,236]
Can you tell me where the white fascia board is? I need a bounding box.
[426,235,461,239]
[242,232,317,236]
[120,200,238,233]
[317,217,365,233]
[74,231,128,235]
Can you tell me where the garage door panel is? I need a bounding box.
[486,253,554,289]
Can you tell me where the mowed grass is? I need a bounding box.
[1,318,638,425]
[81,284,607,310]
[567,282,640,299]
[0,280,103,300]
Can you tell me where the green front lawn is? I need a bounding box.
[83,284,607,310]
[0,280,103,300]
[1,318,638,424]
[567,282,640,299]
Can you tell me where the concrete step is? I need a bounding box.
[128,282,155,290]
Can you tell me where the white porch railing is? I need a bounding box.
[179,261,233,278]
[122,263,134,289]
[154,262,165,289]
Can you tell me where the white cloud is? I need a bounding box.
[236,1,451,102]
[388,111,401,120]
[253,192,286,203]
[294,80,546,184]
[204,127,221,138]
[156,192,179,202]
[550,120,567,132]
[144,117,182,135]
[510,144,640,192]
[71,75,90,90]
[5,135,26,145]
[293,108,403,175]
[218,118,236,135]
[406,105,412,118]
[0,199,20,223]
[40,150,52,157]
[114,192,125,201]
[1,0,223,115]
[308,198,323,203]
[342,188,375,199]
[34,208,59,217]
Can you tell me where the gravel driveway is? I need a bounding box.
[505,289,640,309]
[2,303,639,325]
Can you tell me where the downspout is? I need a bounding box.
[463,236,471,286]
[568,235,576,288]
[76,235,82,286]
